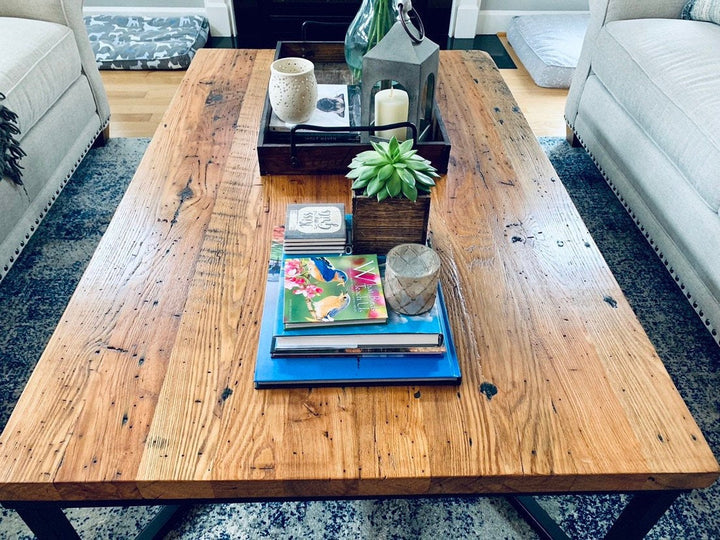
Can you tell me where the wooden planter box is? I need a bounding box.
[257,41,451,176]
[351,193,431,255]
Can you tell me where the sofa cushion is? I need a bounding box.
[0,17,82,138]
[591,18,720,213]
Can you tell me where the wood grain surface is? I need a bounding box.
[0,49,717,503]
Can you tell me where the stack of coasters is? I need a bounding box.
[284,203,349,254]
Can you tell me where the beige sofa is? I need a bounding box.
[565,0,720,345]
[0,0,110,281]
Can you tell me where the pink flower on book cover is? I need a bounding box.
[285,259,303,277]
[285,276,308,290]
[293,284,323,299]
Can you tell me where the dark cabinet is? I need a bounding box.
[233,0,452,49]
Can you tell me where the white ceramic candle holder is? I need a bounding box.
[268,57,318,125]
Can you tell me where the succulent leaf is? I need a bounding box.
[401,181,418,201]
[351,176,371,190]
[366,175,384,196]
[353,150,379,161]
[362,156,390,167]
[358,166,378,181]
[398,167,415,187]
[406,159,432,171]
[347,165,372,179]
[414,171,437,187]
[387,171,402,197]
[398,139,414,153]
[376,163,395,183]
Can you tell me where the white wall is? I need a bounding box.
[450,0,589,38]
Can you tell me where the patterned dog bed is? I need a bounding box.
[84,15,209,70]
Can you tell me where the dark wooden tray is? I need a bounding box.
[257,41,451,176]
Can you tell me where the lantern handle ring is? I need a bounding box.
[398,2,425,44]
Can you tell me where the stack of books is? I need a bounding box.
[283,203,350,255]
[254,237,461,388]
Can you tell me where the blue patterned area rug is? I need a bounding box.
[0,138,718,538]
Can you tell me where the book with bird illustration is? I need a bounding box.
[272,284,445,356]
[282,255,388,329]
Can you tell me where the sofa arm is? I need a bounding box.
[0,0,111,130]
[565,0,687,128]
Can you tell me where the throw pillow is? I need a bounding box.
[682,0,720,24]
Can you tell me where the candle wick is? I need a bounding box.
[390,87,394,98]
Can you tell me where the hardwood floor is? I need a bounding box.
[101,70,186,138]
[100,40,569,139]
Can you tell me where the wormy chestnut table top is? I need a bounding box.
[0,49,717,502]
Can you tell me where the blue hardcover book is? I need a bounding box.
[254,246,461,388]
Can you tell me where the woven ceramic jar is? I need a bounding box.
[268,57,318,125]
[384,243,441,315]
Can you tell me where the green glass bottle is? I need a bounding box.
[344,0,400,83]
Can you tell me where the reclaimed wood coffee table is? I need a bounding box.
[1,49,717,539]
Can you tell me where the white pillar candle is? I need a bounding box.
[374,88,409,141]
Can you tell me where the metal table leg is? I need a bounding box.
[604,491,683,539]
[4,502,189,540]
[509,496,571,540]
[509,490,684,540]
[5,502,80,540]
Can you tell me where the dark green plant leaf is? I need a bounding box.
[361,155,390,167]
[366,175,384,196]
[388,137,400,160]
[401,181,418,201]
[406,159,433,171]
[398,168,415,187]
[351,177,371,190]
[376,163,394,182]
[398,138,414,153]
[386,171,402,196]
[414,171,436,187]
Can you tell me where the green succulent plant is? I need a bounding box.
[346,136,439,202]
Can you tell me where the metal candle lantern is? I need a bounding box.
[360,1,439,142]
